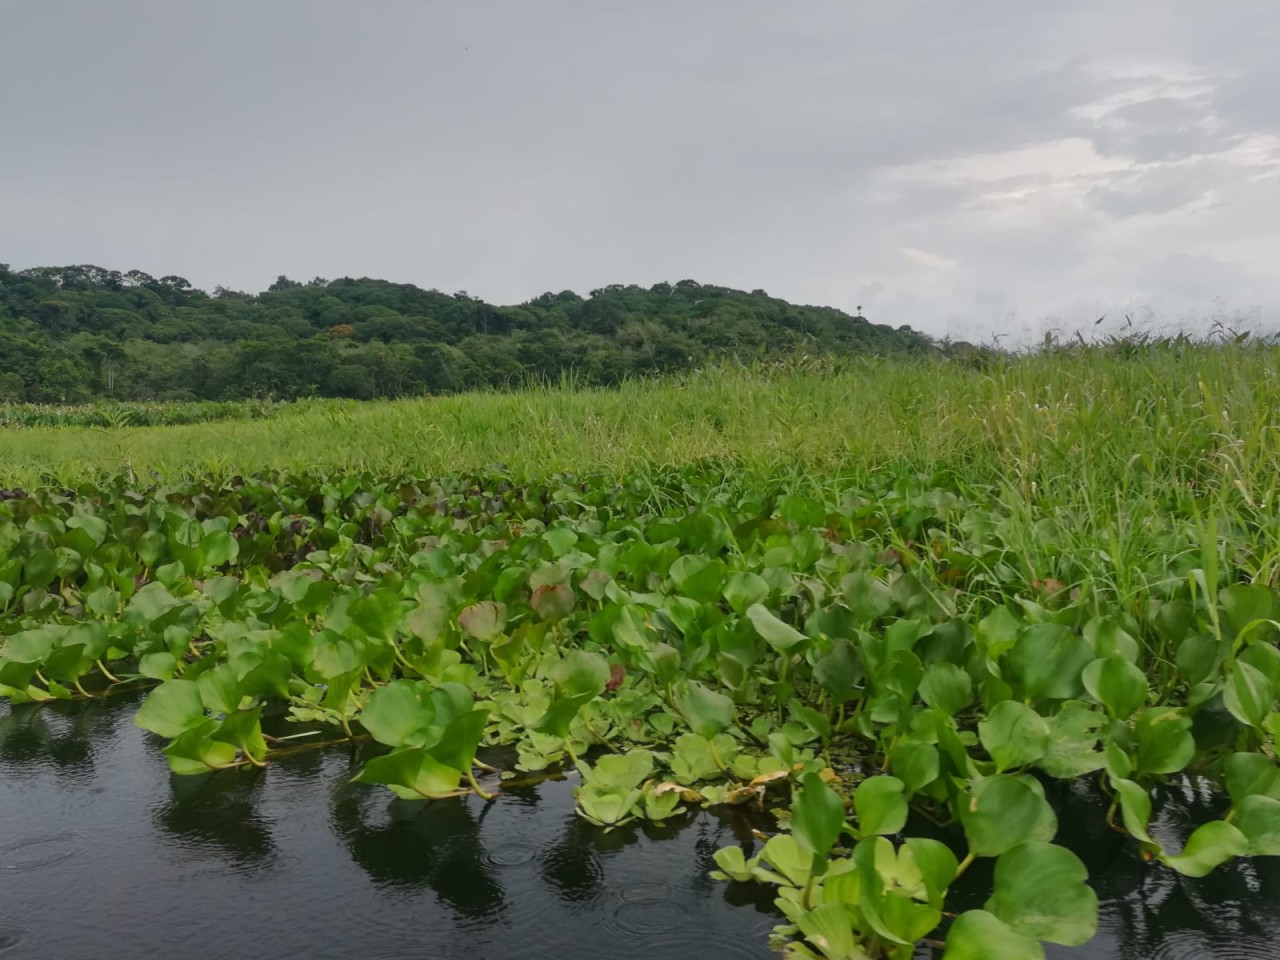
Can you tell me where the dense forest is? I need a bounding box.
[0,264,936,402]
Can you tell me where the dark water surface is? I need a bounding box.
[2,697,1278,960]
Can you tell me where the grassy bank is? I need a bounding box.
[3,342,1278,500]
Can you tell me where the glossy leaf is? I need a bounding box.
[791,772,846,858]
[853,775,908,837]
[135,679,207,738]
[1161,820,1248,877]
[944,910,1044,960]
[986,841,1097,946]
[961,775,1058,857]
[978,701,1049,773]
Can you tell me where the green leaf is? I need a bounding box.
[427,707,489,772]
[673,680,735,739]
[236,650,292,700]
[791,772,846,858]
[854,775,908,836]
[903,837,957,908]
[1007,623,1093,701]
[1224,752,1280,807]
[2,627,60,664]
[1133,707,1195,776]
[943,910,1044,960]
[710,845,757,883]
[353,747,463,799]
[918,661,973,715]
[1038,701,1106,778]
[961,775,1058,857]
[310,634,365,679]
[756,834,814,887]
[201,530,240,568]
[977,605,1022,659]
[534,692,596,740]
[1236,795,1280,855]
[66,513,108,548]
[985,841,1097,946]
[1224,660,1274,728]
[722,571,769,615]
[583,750,654,791]
[138,651,179,680]
[669,555,726,604]
[360,679,437,748]
[978,701,1049,773]
[842,571,891,622]
[1176,633,1222,685]
[198,663,246,714]
[85,586,120,617]
[211,706,268,763]
[163,719,239,774]
[1111,778,1153,844]
[135,679,207,738]
[1220,583,1278,639]
[125,582,182,624]
[1160,820,1248,877]
[888,741,940,796]
[814,639,861,703]
[881,891,941,946]
[794,903,862,960]
[746,603,806,651]
[552,649,610,698]
[350,589,405,642]
[1081,656,1147,718]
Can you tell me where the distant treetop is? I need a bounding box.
[0,265,936,402]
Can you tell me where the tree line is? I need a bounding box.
[0,264,936,402]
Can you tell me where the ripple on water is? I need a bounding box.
[618,879,672,904]
[0,833,82,872]
[1148,931,1280,960]
[0,925,26,954]
[481,840,542,868]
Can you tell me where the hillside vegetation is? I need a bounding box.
[0,264,932,402]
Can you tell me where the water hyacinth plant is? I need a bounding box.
[4,342,1280,956]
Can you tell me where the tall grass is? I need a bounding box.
[2,342,1275,500]
[2,338,1278,641]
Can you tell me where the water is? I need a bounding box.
[2,697,1278,960]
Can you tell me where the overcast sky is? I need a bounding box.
[3,2,1278,342]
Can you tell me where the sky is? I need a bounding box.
[2,2,1278,343]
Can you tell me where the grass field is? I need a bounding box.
[3,341,1278,498]
[4,339,1280,958]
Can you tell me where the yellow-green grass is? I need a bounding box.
[2,343,1278,514]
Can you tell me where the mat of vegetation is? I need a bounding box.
[2,456,1279,959]
[4,342,1280,957]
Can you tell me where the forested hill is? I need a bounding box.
[0,264,935,402]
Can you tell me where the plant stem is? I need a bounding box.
[467,767,499,801]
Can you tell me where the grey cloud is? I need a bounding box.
[1085,164,1215,217]
[1090,97,1231,163]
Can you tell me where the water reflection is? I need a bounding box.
[330,776,507,919]
[153,767,276,868]
[0,699,109,777]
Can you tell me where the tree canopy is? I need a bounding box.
[0,264,936,402]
